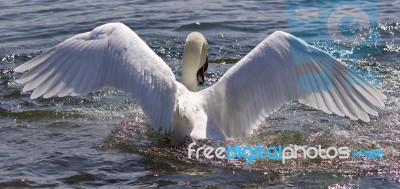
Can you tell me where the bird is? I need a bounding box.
[14,22,386,143]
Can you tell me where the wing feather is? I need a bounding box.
[201,31,386,138]
[14,22,177,132]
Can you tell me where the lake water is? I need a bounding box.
[0,0,399,188]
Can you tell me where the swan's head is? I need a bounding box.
[182,32,208,91]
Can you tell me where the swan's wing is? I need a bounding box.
[200,31,386,138]
[14,23,177,132]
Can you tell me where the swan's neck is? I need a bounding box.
[181,33,207,92]
[182,44,201,91]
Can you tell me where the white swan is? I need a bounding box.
[14,22,386,143]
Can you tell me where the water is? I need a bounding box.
[1,0,399,188]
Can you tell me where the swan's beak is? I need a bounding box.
[196,56,208,85]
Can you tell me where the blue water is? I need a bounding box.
[1,0,399,188]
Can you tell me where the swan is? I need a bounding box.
[14,22,386,143]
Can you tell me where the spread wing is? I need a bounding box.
[14,22,177,132]
[201,31,386,138]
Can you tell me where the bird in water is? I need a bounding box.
[14,22,386,144]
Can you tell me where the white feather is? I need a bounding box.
[14,23,177,132]
[200,31,386,138]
